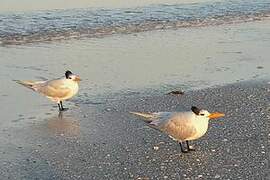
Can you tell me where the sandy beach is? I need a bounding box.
[0,16,269,179]
[0,81,269,179]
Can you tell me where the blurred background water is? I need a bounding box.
[0,0,269,45]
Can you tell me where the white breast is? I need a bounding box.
[62,80,79,100]
[188,117,209,141]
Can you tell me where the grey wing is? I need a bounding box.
[152,112,197,141]
[149,112,176,126]
[35,79,71,98]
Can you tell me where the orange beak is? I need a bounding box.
[74,76,82,82]
[208,112,225,119]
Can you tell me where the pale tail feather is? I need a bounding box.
[129,112,156,122]
[14,80,37,90]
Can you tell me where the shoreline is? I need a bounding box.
[90,78,270,100]
[2,16,270,46]
[1,19,270,103]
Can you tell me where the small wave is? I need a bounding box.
[0,0,270,45]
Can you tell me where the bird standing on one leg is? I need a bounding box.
[15,70,81,111]
[130,106,225,153]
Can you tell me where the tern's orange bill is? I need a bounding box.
[74,76,82,82]
[208,112,225,119]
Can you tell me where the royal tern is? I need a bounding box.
[15,70,81,111]
[130,106,224,153]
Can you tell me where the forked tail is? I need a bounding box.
[129,112,155,122]
[14,80,36,90]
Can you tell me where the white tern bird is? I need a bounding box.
[130,106,225,153]
[15,70,81,111]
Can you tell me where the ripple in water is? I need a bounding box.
[0,0,269,45]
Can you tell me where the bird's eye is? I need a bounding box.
[200,114,205,116]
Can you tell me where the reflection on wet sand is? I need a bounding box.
[46,112,80,137]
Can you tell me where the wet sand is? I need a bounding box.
[0,81,269,179]
[0,20,269,179]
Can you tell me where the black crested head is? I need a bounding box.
[191,106,201,115]
[65,70,73,79]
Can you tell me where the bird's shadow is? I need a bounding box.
[46,111,80,137]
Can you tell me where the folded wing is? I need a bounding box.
[35,79,72,99]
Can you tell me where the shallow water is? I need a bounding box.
[1,0,223,12]
[0,0,270,45]
[0,20,269,122]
